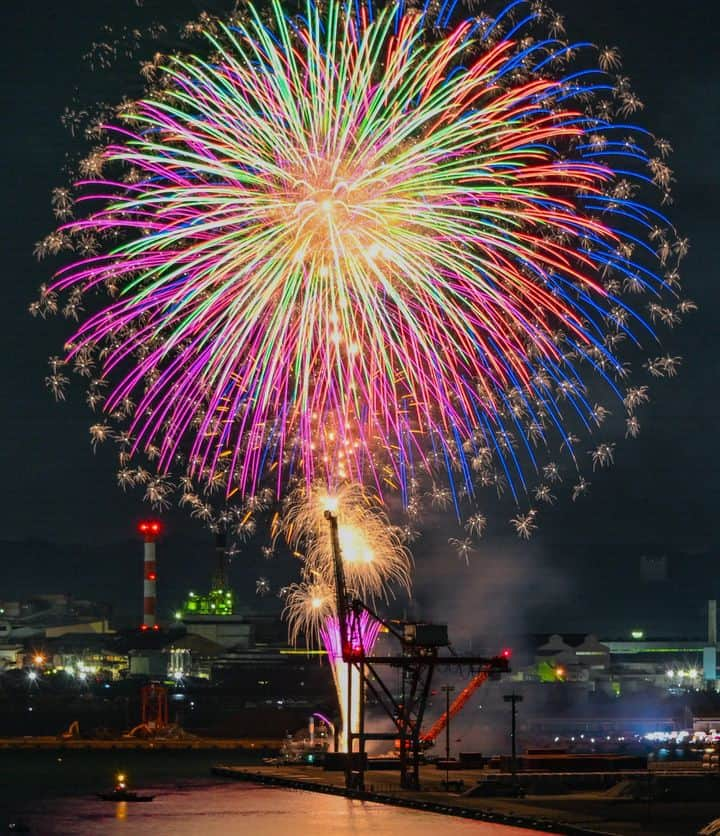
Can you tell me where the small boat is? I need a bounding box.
[97,789,155,802]
[97,773,155,802]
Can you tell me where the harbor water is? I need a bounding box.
[9,781,551,835]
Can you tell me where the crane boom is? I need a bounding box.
[325,509,351,659]
[420,670,490,746]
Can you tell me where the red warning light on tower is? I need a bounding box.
[138,520,162,539]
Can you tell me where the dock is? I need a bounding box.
[212,762,720,835]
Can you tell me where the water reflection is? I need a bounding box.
[23,782,549,835]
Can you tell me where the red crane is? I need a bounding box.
[140,683,168,729]
[420,649,511,747]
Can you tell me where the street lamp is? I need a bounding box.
[503,692,524,785]
[440,684,455,790]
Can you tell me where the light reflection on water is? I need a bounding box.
[21,782,549,835]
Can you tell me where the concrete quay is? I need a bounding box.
[212,762,720,835]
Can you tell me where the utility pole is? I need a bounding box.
[503,692,523,786]
[441,684,455,789]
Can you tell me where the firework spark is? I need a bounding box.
[37,0,688,522]
[321,612,382,753]
[280,482,411,602]
[282,579,336,646]
[281,490,391,752]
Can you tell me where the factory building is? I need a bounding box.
[522,600,719,696]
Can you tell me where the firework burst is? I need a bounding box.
[282,579,336,646]
[279,482,411,602]
[36,0,689,534]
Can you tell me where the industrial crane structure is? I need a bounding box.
[420,670,491,748]
[324,510,510,790]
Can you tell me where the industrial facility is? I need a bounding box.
[1,522,719,759]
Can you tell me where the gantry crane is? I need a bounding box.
[324,510,510,790]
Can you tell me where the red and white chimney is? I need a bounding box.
[138,520,162,631]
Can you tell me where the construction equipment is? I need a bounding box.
[420,671,490,747]
[419,657,509,748]
[140,683,168,730]
[324,509,510,790]
[60,720,80,740]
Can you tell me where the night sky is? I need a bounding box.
[1,0,718,636]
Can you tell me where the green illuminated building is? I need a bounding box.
[177,533,235,618]
[182,587,235,617]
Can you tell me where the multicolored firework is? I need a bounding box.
[34,0,690,535]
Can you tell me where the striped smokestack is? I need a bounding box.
[138,520,162,631]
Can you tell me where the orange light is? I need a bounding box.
[34,654,45,666]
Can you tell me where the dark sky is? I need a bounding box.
[1,0,718,635]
